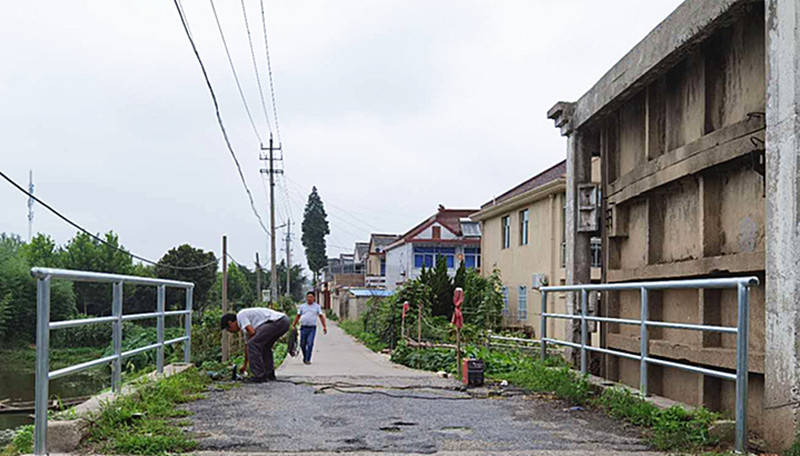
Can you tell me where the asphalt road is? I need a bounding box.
[185,322,659,456]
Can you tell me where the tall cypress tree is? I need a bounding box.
[301,186,330,285]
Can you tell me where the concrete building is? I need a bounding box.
[384,206,481,291]
[471,160,601,338]
[547,0,800,448]
[365,234,398,289]
[335,288,395,321]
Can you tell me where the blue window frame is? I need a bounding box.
[502,286,509,314]
[413,246,456,269]
[380,258,386,276]
[464,247,481,269]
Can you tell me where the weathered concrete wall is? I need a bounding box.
[598,5,768,441]
[764,0,800,448]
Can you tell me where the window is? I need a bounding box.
[413,246,456,269]
[380,258,386,276]
[518,286,528,320]
[464,247,481,269]
[501,216,511,249]
[519,209,529,245]
[432,226,441,239]
[591,237,602,268]
[502,286,509,314]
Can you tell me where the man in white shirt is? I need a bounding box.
[221,307,289,382]
[291,292,327,365]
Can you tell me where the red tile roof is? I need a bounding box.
[387,206,478,250]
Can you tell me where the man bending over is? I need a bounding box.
[221,307,290,383]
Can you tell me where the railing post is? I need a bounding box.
[735,282,750,453]
[34,276,51,456]
[580,289,588,375]
[112,281,123,394]
[184,287,193,363]
[540,290,547,362]
[156,285,165,374]
[640,287,649,397]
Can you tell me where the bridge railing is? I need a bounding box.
[31,267,194,456]
[540,276,758,454]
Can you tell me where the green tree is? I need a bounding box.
[453,260,467,290]
[20,234,62,268]
[429,256,454,318]
[208,263,254,311]
[0,233,76,342]
[263,260,308,302]
[301,186,329,285]
[61,231,133,315]
[155,244,217,311]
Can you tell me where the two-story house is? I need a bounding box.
[365,234,398,289]
[471,159,601,339]
[384,206,481,291]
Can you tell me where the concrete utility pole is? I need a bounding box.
[255,252,261,301]
[285,220,291,297]
[222,235,230,362]
[27,170,34,242]
[260,134,282,304]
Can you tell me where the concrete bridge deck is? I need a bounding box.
[185,322,660,455]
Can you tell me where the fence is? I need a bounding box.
[31,267,194,456]
[539,276,758,453]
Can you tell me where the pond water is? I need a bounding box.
[0,367,108,430]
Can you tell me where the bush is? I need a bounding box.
[191,308,223,365]
[102,323,184,372]
[51,314,113,348]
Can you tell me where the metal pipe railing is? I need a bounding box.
[539,276,757,454]
[31,267,194,456]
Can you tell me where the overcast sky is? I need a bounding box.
[0,0,683,274]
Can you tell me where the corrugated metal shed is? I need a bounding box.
[347,289,395,297]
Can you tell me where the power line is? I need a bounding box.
[0,169,218,271]
[208,0,264,143]
[239,0,272,135]
[174,0,271,238]
[259,0,282,145]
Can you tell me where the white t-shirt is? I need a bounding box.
[297,302,322,327]
[236,307,286,334]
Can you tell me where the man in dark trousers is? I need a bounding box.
[221,307,290,383]
[291,291,327,365]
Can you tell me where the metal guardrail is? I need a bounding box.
[539,276,758,454]
[31,267,194,456]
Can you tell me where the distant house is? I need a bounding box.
[365,234,399,289]
[354,242,369,274]
[336,288,395,321]
[471,159,601,337]
[384,206,481,291]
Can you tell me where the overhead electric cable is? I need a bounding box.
[240,0,272,135]
[174,0,271,237]
[259,0,282,145]
[208,0,264,143]
[0,169,218,271]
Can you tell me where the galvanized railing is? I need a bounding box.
[31,267,194,456]
[539,276,758,453]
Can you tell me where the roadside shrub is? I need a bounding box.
[102,323,183,371]
[0,425,32,456]
[191,308,223,365]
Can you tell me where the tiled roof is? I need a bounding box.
[387,207,479,250]
[481,160,566,210]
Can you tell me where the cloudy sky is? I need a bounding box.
[0,0,682,274]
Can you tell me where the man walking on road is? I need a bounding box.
[292,291,327,365]
[221,307,290,383]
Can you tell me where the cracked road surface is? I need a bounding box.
[186,322,659,456]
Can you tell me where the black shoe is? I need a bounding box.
[244,376,267,384]
[266,373,277,381]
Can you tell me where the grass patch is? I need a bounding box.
[0,426,32,456]
[339,320,387,352]
[85,367,210,455]
[593,387,719,451]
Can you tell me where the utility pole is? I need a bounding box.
[255,252,262,301]
[221,235,230,362]
[285,220,291,297]
[27,170,34,242]
[260,134,282,304]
